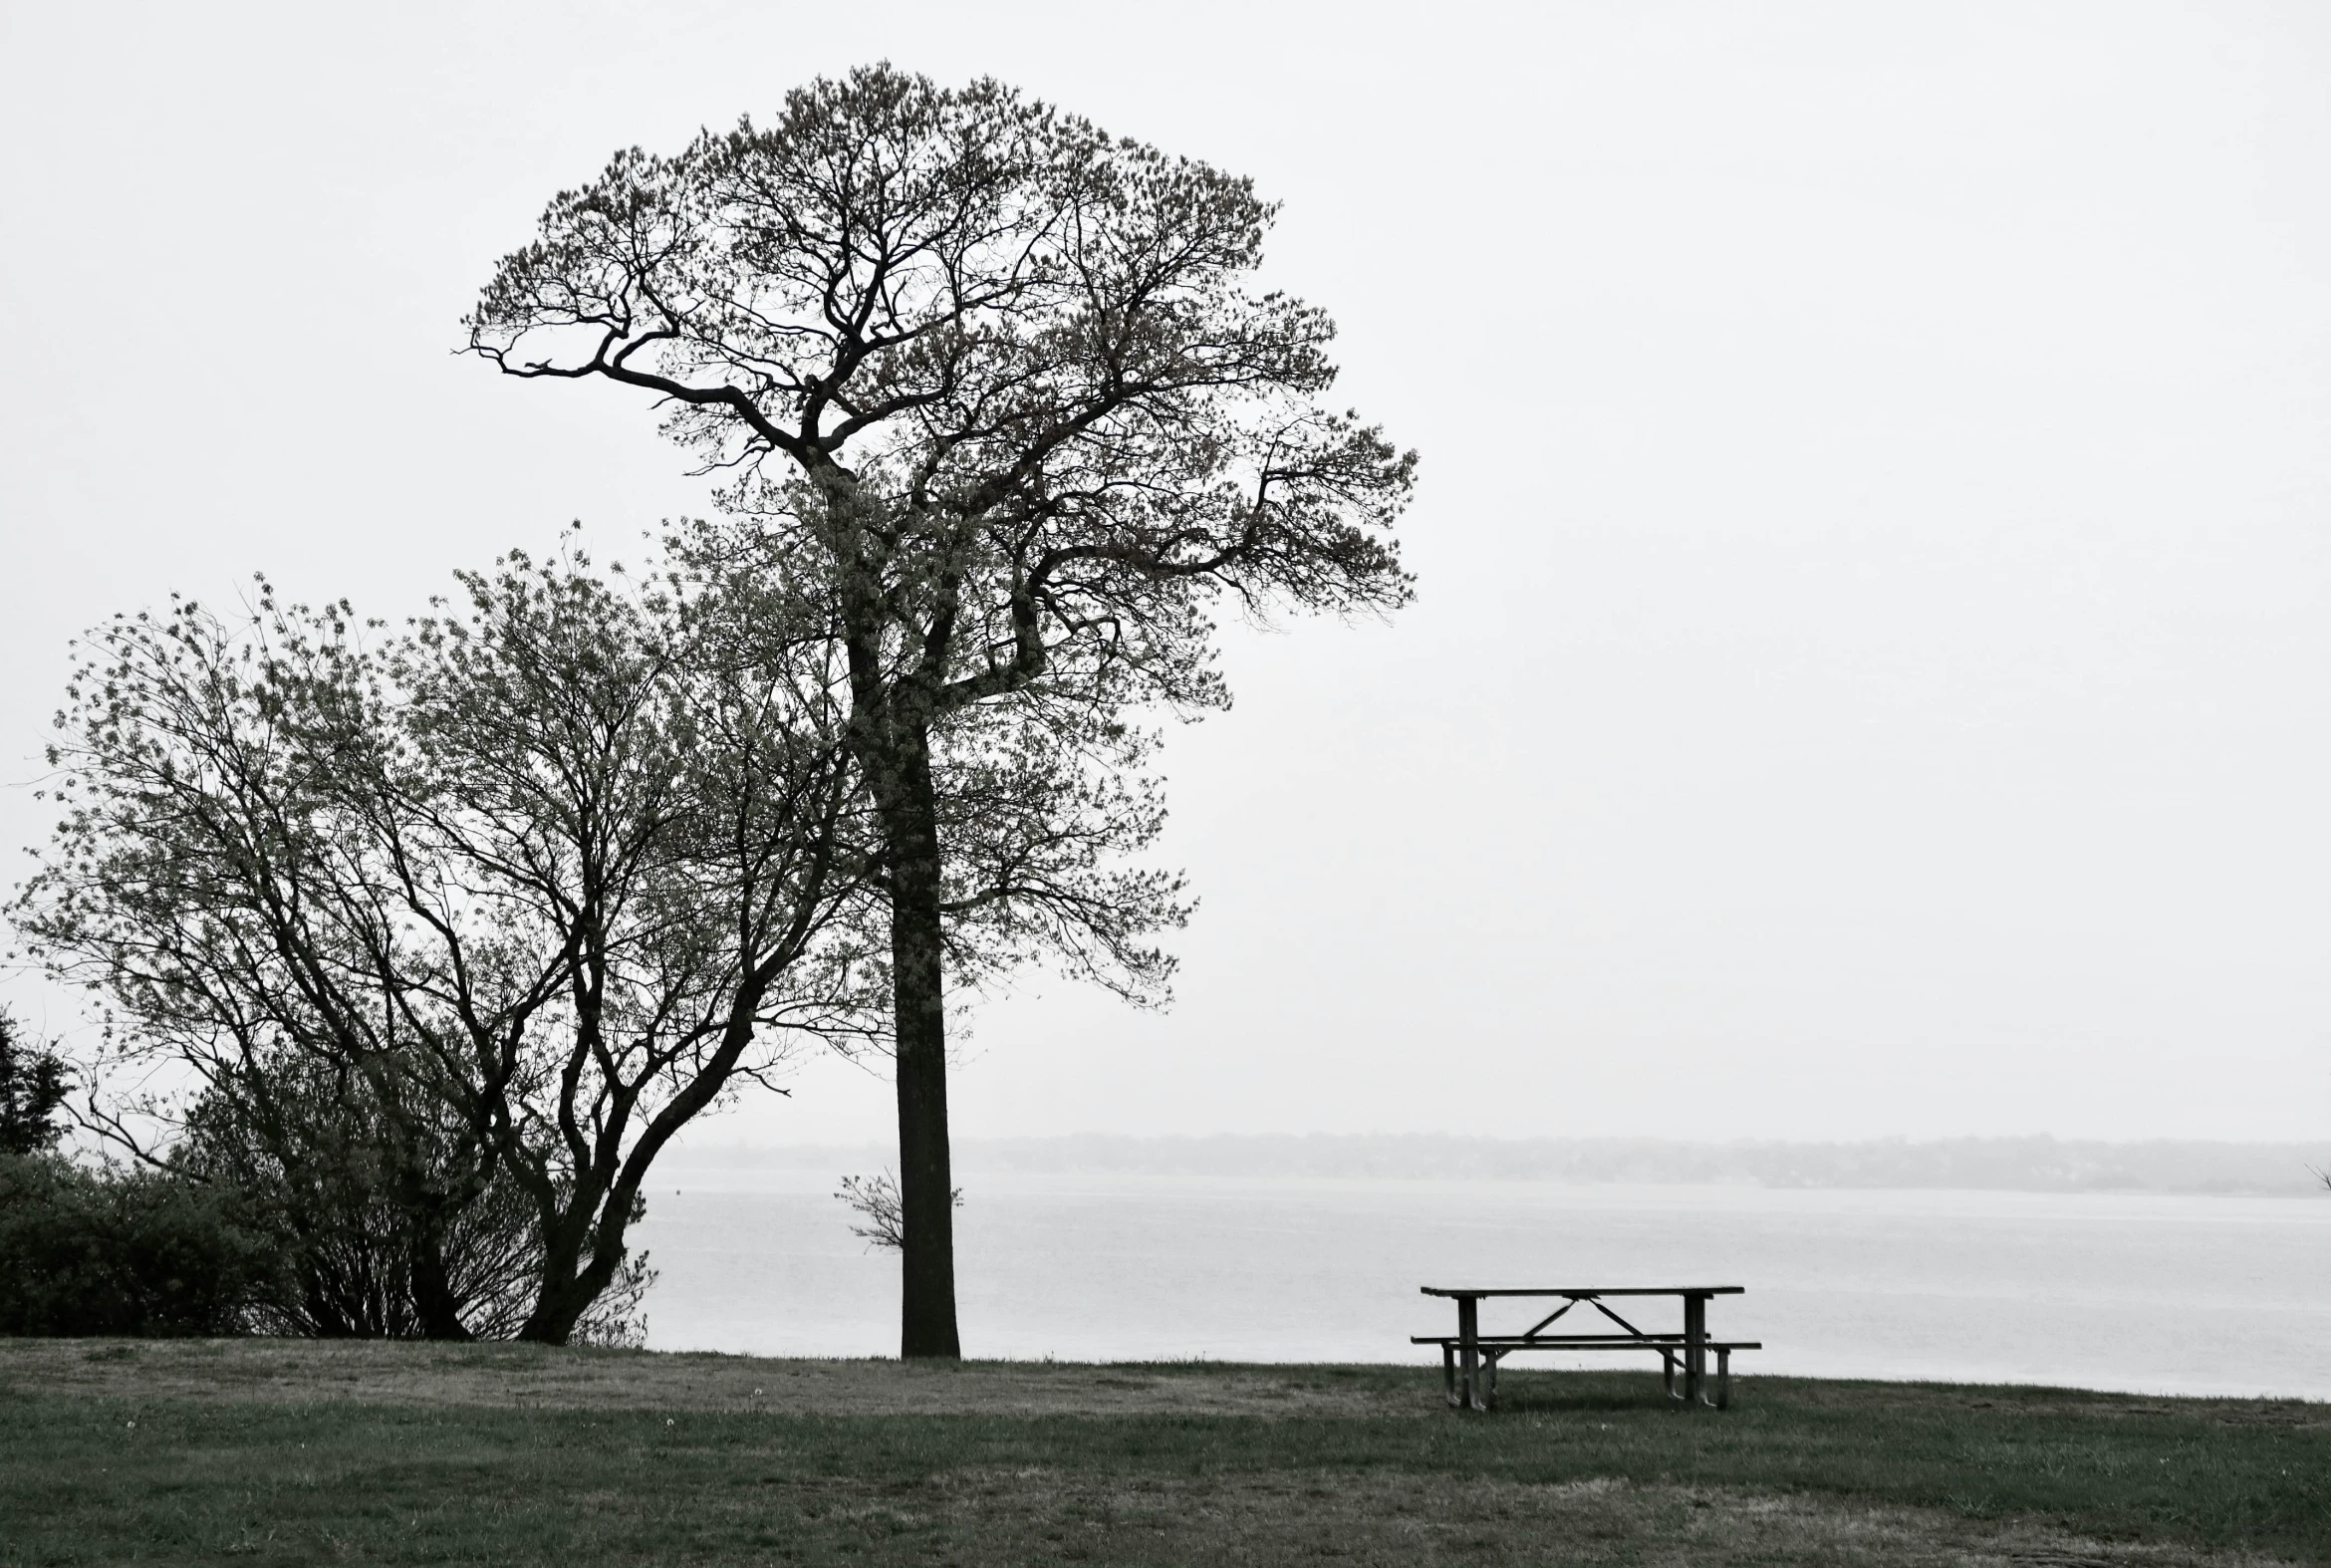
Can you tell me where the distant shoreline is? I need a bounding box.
[664,1133,2331,1197]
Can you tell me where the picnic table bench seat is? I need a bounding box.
[1409,1333,1762,1409]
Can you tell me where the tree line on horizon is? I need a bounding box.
[0,64,1415,1350]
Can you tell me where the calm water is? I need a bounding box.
[631,1167,2331,1400]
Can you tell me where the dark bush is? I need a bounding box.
[0,1154,280,1337]
[172,1055,650,1345]
[0,1045,649,1344]
[174,1056,526,1340]
[0,1010,70,1157]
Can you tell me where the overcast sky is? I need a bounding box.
[2,1,2325,1146]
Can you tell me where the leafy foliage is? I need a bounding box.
[14,546,874,1341]
[663,516,1191,1009]
[0,1154,277,1336]
[0,1009,70,1157]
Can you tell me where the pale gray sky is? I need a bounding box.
[2,1,2325,1145]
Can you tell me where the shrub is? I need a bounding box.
[0,1010,70,1157]
[0,1155,280,1336]
[172,1056,651,1345]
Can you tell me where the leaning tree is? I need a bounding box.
[466,65,1417,1356]
[16,549,881,1342]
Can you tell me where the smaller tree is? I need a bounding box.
[0,1010,69,1157]
[16,545,881,1342]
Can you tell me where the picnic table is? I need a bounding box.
[1415,1286,1758,1411]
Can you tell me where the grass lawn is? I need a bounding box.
[2,1341,2325,1565]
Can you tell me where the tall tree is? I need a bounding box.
[466,65,1417,1356]
[15,549,877,1342]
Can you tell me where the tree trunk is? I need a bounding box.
[518,1197,613,1345]
[408,1229,473,1341]
[885,732,961,1359]
[518,1272,598,1345]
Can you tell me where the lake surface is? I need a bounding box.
[631,1167,2331,1400]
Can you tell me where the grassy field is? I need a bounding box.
[2,1341,2325,1566]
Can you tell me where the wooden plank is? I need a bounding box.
[1457,1294,1486,1412]
[1684,1292,1708,1406]
[1422,1286,1745,1298]
[1519,1298,1580,1338]
[1422,1333,1695,1344]
[1585,1296,1656,1338]
[1410,1338,1763,1350]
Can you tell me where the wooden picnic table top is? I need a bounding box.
[1421,1286,1744,1299]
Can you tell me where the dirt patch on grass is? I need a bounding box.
[0,1338,1428,1417]
[657,1467,2304,1567]
[1761,1377,2331,1432]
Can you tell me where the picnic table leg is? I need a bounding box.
[1684,1293,1707,1407]
[1458,1295,1485,1412]
[1716,1348,1731,1411]
[1441,1342,1458,1407]
[1662,1349,1678,1402]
